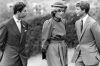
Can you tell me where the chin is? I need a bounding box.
[21,16,26,18]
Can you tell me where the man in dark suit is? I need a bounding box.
[71,1,100,66]
[0,2,29,66]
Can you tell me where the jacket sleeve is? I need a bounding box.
[91,22,100,53]
[0,25,8,51]
[41,20,52,49]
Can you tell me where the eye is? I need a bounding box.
[24,10,26,12]
[58,9,61,12]
[57,9,64,12]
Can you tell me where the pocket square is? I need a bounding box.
[24,30,27,32]
[22,24,25,28]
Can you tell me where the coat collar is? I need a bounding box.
[11,18,21,36]
[79,16,90,41]
[10,18,27,36]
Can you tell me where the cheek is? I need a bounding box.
[22,12,26,16]
[55,13,59,17]
[19,13,26,18]
[58,12,63,16]
[76,10,81,15]
[76,10,79,13]
[57,14,61,17]
[22,12,25,15]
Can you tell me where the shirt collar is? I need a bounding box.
[82,14,88,23]
[13,15,21,22]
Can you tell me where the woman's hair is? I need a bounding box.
[51,10,57,18]
[51,8,66,17]
[51,10,61,22]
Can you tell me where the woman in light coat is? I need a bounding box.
[42,1,68,66]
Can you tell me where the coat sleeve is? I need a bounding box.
[91,22,100,53]
[0,25,8,51]
[41,20,52,49]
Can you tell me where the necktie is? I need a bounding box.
[17,20,21,33]
[81,20,83,32]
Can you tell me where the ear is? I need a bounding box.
[83,9,85,13]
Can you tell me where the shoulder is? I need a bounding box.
[0,19,12,33]
[88,16,100,29]
[88,16,97,27]
[43,18,52,26]
[89,16,96,23]
[75,19,81,25]
[0,18,12,29]
[45,18,52,23]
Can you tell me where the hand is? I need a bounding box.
[41,48,46,59]
[65,64,68,66]
[41,41,49,51]
[42,48,46,53]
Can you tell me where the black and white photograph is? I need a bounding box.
[0,0,100,66]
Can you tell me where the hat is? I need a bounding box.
[51,1,67,8]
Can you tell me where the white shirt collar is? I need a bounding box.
[82,14,88,26]
[13,15,21,32]
[13,15,21,22]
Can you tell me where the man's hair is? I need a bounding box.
[76,1,90,14]
[13,2,26,14]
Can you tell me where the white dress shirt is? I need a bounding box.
[82,14,89,27]
[13,15,21,33]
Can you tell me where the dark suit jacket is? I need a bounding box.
[0,18,29,66]
[0,18,29,50]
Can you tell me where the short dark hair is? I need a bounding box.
[51,10,57,17]
[13,2,26,14]
[76,1,90,14]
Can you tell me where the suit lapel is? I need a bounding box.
[21,21,25,34]
[11,18,21,36]
[20,21,27,43]
[80,16,90,41]
[76,20,82,41]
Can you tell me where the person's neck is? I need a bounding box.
[14,14,20,20]
[81,13,87,19]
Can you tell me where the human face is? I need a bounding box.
[18,7,27,18]
[55,7,65,18]
[75,7,84,17]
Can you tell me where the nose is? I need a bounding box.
[60,12,63,14]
